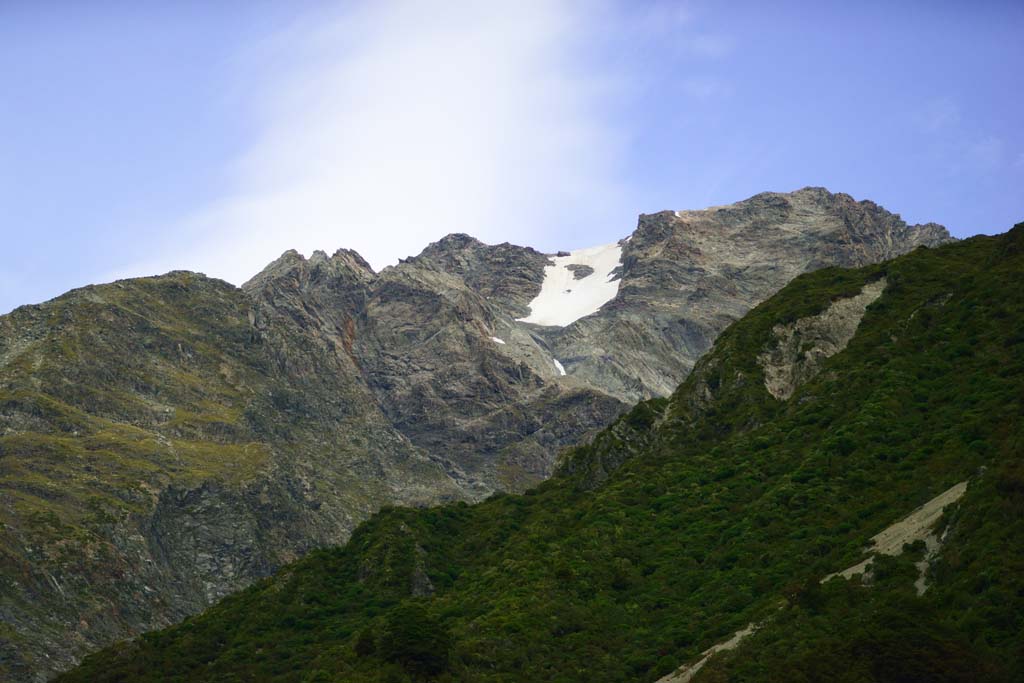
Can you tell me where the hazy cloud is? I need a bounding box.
[911,98,1008,176]
[630,1,692,35]
[117,0,635,285]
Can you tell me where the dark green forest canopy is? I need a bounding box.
[61,225,1024,682]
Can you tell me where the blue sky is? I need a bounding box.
[2,1,1022,314]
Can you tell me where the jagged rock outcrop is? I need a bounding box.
[0,187,951,681]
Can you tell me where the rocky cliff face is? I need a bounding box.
[759,277,888,400]
[0,187,950,680]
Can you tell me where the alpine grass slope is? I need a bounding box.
[60,225,1024,682]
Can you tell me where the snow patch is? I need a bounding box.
[490,337,506,345]
[516,242,623,327]
[553,359,566,376]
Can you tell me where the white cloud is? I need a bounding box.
[118,0,634,285]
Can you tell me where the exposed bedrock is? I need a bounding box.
[759,278,888,400]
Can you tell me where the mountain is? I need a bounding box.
[243,187,951,491]
[0,188,950,680]
[58,224,1024,683]
[0,272,463,682]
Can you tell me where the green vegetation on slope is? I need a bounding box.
[60,227,1024,682]
[695,450,1024,683]
[0,273,268,534]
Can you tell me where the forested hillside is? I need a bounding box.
[61,225,1024,682]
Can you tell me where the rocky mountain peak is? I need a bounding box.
[417,231,485,254]
[243,246,376,298]
[530,188,952,403]
[329,247,376,275]
[407,234,551,317]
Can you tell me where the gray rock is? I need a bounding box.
[759,277,888,400]
[566,264,595,280]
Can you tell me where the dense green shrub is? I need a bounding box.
[377,604,451,678]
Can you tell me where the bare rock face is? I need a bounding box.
[0,187,951,681]
[759,277,888,400]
